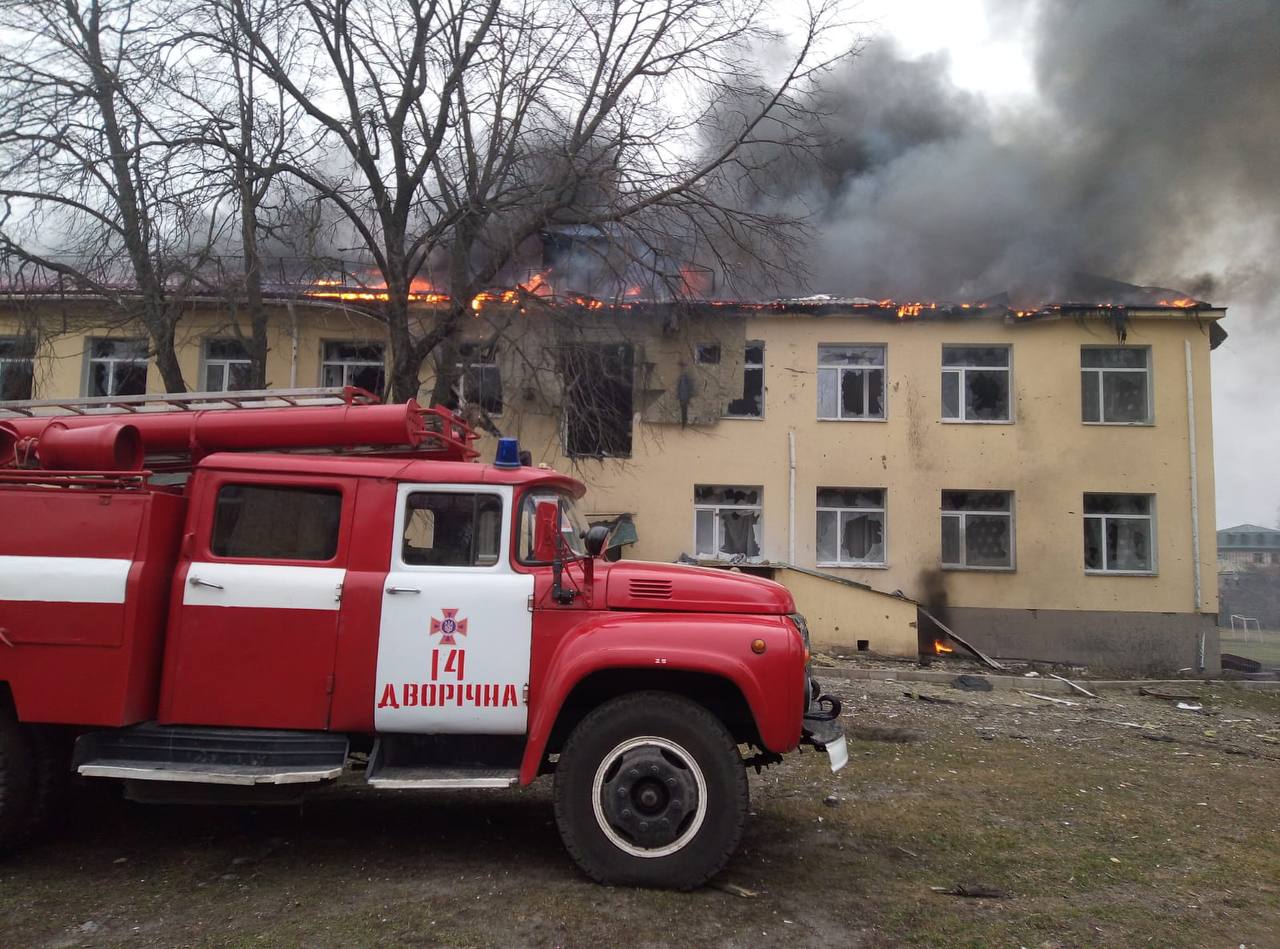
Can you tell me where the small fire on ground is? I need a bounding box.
[933,638,955,655]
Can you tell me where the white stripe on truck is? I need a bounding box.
[0,555,132,604]
[182,561,346,611]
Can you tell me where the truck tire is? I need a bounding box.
[553,692,748,890]
[20,727,70,843]
[0,708,36,856]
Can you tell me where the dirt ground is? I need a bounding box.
[3,666,1279,948]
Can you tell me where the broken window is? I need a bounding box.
[203,338,253,392]
[322,341,386,394]
[818,344,885,420]
[942,346,1010,422]
[816,488,886,566]
[562,343,634,457]
[1083,494,1155,573]
[694,485,762,561]
[402,492,503,567]
[695,343,721,365]
[85,338,148,397]
[941,490,1014,569]
[446,343,503,415]
[726,341,764,418]
[0,336,35,400]
[1081,347,1151,423]
[212,484,342,561]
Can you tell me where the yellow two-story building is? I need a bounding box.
[0,291,1224,673]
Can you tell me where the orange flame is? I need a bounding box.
[1157,297,1198,308]
[933,639,954,655]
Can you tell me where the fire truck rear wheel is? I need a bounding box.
[0,706,37,856]
[553,691,748,890]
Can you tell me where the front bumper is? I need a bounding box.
[801,677,848,772]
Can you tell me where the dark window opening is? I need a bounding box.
[87,338,148,397]
[322,341,385,395]
[726,341,764,418]
[942,346,1010,422]
[444,344,503,415]
[562,343,634,457]
[212,484,342,561]
[695,343,721,365]
[0,337,35,400]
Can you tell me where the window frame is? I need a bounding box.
[817,343,887,421]
[1083,492,1158,576]
[452,344,504,416]
[0,336,36,401]
[723,339,765,420]
[393,483,514,574]
[941,344,1013,424]
[83,337,149,398]
[693,484,764,562]
[399,489,506,569]
[201,338,253,393]
[816,487,887,568]
[1081,346,1153,426]
[320,340,387,393]
[940,490,1016,571]
[561,342,635,459]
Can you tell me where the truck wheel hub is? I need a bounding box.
[591,736,708,858]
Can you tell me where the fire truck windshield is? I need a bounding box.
[518,490,589,563]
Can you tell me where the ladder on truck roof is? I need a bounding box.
[0,386,481,475]
[0,385,380,417]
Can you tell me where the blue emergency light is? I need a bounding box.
[494,436,521,468]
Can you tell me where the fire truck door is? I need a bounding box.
[374,484,534,734]
[161,479,349,730]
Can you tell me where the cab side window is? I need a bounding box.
[212,484,342,561]
[402,492,502,567]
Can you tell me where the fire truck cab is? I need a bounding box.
[0,389,845,890]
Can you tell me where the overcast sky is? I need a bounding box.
[848,0,1279,530]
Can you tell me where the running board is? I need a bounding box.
[73,724,348,787]
[365,738,517,789]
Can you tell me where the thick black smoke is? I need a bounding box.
[772,0,1280,305]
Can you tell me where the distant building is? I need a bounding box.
[1218,524,1280,568]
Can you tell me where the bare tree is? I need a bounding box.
[0,0,228,393]
[217,0,852,400]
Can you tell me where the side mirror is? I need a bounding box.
[583,524,610,558]
[532,500,561,563]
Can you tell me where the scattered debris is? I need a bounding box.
[809,653,839,668]
[846,724,921,743]
[930,884,1011,899]
[894,846,921,859]
[1176,702,1205,712]
[903,690,959,705]
[823,794,841,807]
[1258,735,1280,745]
[710,881,760,899]
[1019,691,1082,707]
[1139,688,1203,702]
[1139,733,1177,743]
[953,674,993,692]
[1049,673,1098,699]
[1023,671,1040,678]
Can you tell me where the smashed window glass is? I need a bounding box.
[818,344,885,419]
[941,346,1010,422]
[694,485,762,560]
[940,490,1013,568]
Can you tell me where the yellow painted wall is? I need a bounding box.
[778,568,919,657]
[1,299,1219,623]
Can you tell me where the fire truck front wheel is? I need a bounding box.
[553,691,748,890]
[0,705,37,856]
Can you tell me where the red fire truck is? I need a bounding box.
[0,388,845,890]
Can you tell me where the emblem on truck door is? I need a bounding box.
[430,608,468,645]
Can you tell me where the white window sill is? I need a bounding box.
[816,561,888,570]
[941,564,1016,572]
[816,416,888,423]
[1082,420,1154,427]
[1085,569,1157,577]
[720,414,764,421]
[941,418,1014,425]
